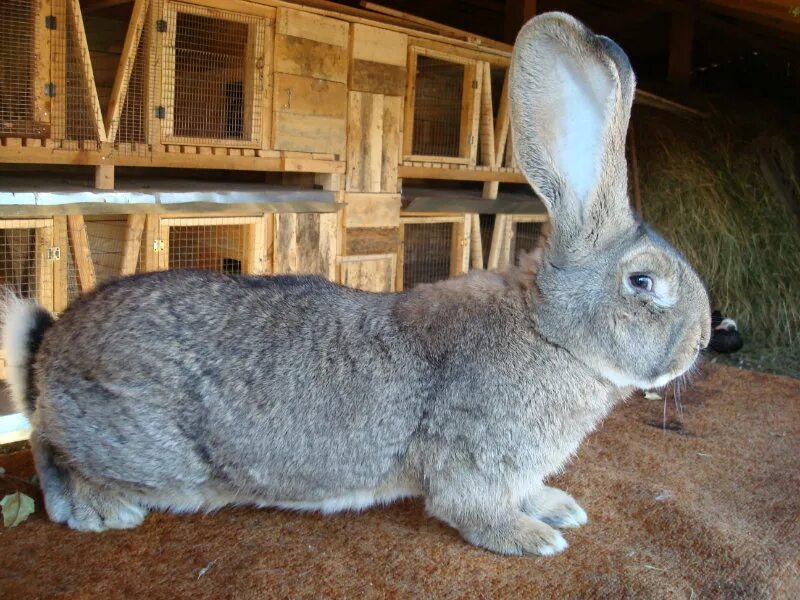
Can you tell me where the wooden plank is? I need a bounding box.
[35,225,55,312]
[273,113,346,155]
[67,0,107,142]
[142,214,160,271]
[273,213,298,274]
[345,193,401,228]
[296,213,321,274]
[119,214,146,276]
[66,215,97,292]
[274,73,347,118]
[339,254,396,292]
[487,214,507,271]
[146,2,162,147]
[460,62,482,165]
[158,220,169,270]
[398,165,525,183]
[479,62,496,168]
[95,164,114,190]
[450,215,470,277]
[346,91,383,192]
[483,68,510,199]
[402,50,418,157]
[351,23,407,66]
[261,21,274,151]
[51,217,69,313]
[274,34,348,83]
[34,0,53,127]
[349,60,406,96]
[381,95,402,193]
[105,0,148,142]
[277,8,349,48]
[318,212,338,280]
[470,213,484,270]
[345,228,399,255]
[243,218,268,275]
[395,223,405,291]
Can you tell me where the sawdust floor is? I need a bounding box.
[1,364,798,599]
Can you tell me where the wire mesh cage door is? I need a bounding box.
[159,1,269,148]
[396,215,470,291]
[0,0,52,140]
[157,216,268,274]
[404,48,480,164]
[0,219,57,379]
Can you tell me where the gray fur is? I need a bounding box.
[3,13,710,556]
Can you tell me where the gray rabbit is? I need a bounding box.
[1,13,709,556]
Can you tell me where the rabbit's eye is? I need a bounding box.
[629,274,653,292]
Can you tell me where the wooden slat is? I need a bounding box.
[276,8,349,48]
[395,223,405,291]
[398,165,525,183]
[402,50,418,157]
[274,34,348,83]
[51,217,69,313]
[349,60,406,96]
[274,73,347,119]
[487,214,507,271]
[35,225,55,311]
[346,91,383,192]
[479,62,496,168]
[243,218,268,275]
[67,0,107,142]
[449,215,470,277]
[273,213,298,274]
[338,254,396,292]
[141,214,161,271]
[351,23,407,66]
[381,95,402,193]
[66,215,97,292]
[34,0,53,127]
[105,0,148,142]
[345,193,401,228]
[483,69,511,199]
[273,113,346,155]
[120,214,146,276]
[459,62,482,165]
[318,212,338,281]
[470,213,484,270]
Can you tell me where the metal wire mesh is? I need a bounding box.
[168,225,246,272]
[0,1,43,139]
[0,228,39,300]
[412,55,464,158]
[164,7,263,144]
[115,10,152,154]
[402,223,453,289]
[511,221,544,263]
[49,0,102,149]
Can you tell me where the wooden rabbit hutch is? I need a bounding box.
[0,0,551,392]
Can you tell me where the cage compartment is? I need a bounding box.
[396,214,470,291]
[404,48,481,164]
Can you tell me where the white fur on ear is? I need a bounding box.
[551,55,615,206]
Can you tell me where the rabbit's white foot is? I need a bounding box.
[461,514,568,556]
[522,486,588,529]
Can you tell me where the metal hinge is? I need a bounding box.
[45,15,57,30]
[156,19,167,32]
[44,83,56,97]
[47,247,61,261]
[155,106,166,119]
[468,134,474,145]
[153,239,165,252]
[472,79,479,89]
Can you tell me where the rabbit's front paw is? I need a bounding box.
[522,486,588,529]
[462,515,568,556]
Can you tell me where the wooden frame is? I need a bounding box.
[396,212,470,291]
[403,46,482,165]
[159,1,272,148]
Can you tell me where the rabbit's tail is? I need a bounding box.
[1,289,55,416]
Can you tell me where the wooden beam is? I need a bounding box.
[67,0,107,142]
[668,9,695,85]
[504,0,537,44]
[120,214,146,276]
[95,165,114,190]
[105,0,148,143]
[66,215,97,292]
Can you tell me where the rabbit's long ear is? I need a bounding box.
[510,12,636,251]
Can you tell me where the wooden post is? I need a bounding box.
[504,0,537,44]
[66,215,96,292]
[395,223,405,291]
[668,10,694,86]
[36,226,55,312]
[120,214,146,276]
[141,214,161,271]
[470,213,484,270]
[450,215,471,277]
[52,216,69,313]
[95,164,114,190]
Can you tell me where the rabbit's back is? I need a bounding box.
[33,271,431,503]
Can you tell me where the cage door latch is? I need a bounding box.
[45,15,57,30]
[156,19,168,32]
[153,240,165,253]
[47,247,61,261]
[155,106,166,119]
[44,83,56,97]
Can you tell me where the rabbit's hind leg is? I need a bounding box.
[522,485,588,529]
[31,432,147,531]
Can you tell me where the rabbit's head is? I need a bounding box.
[510,13,710,389]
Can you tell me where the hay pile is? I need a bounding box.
[634,102,800,377]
